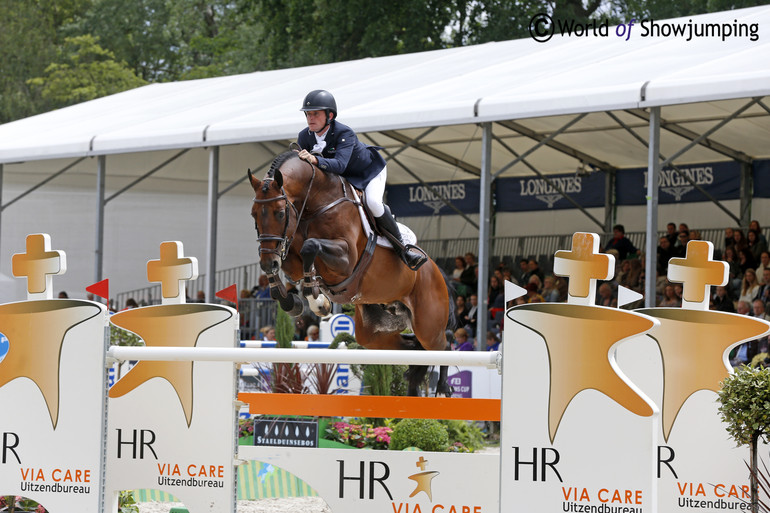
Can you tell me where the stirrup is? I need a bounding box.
[403,244,428,271]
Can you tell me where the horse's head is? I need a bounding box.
[249,152,306,274]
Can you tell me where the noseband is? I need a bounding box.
[253,161,317,262]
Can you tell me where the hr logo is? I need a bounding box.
[115,428,158,460]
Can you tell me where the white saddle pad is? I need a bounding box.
[357,204,417,248]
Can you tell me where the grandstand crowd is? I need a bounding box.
[444,220,770,365]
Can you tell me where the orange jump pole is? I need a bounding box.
[238,393,501,421]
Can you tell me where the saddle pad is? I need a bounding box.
[356,203,417,248]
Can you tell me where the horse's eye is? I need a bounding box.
[276,211,285,220]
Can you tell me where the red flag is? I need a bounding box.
[216,284,238,310]
[86,279,109,301]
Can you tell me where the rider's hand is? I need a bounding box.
[297,149,317,166]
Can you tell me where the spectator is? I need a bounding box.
[659,283,681,307]
[757,252,770,284]
[733,229,748,253]
[123,298,139,310]
[58,291,69,298]
[195,290,206,303]
[527,259,545,284]
[731,301,760,367]
[462,294,479,337]
[486,331,501,351]
[453,328,475,351]
[619,258,643,294]
[541,275,560,302]
[739,268,760,305]
[252,274,271,299]
[657,236,676,276]
[260,326,276,342]
[604,224,637,261]
[723,246,743,291]
[748,229,767,264]
[724,227,735,251]
[455,295,469,325]
[450,256,467,296]
[597,282,617,308]
[525,283,545,303]
[711,286,735,312]
[488,275,503,305]
[757,269,770,303]
[750,220,768,246]
[665,222,678,246]
[738,247,756,276]
[678,223,690,234]
[753,299,770,322]
[517,258,531,284]
[459,253,478,296]
[306,325,320,342]
[676,230,690,250]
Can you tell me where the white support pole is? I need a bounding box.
[477,123,493,349]
[107,346,501,369]
[95,156,106,283]
[645,107,661,308]
[206,146,219,303]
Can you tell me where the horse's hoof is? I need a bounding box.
[307,294,331,317]
[282,295,305,317]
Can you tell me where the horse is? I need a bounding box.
[248,151,455,396]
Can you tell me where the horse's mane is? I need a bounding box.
[261,151,298,192]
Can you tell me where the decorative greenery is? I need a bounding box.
[110,326,142,347]
[118,490,139,513]
[0,496,47,512]
[238,417,255,439]
[274,307,295,349]
[439,419,485,452]
[325,421,392,450]
[717,366,770,513]
[389,418,449,452]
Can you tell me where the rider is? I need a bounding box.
[295,89,427,270]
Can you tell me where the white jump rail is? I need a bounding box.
[107,346,502,370]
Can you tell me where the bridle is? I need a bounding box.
[253,160,317,262]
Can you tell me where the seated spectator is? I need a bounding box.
[604,224,637,261]
[462,294,479,337]
[541,275,560,302]
[676,230,690,250]
[750,220,768,246]
[459,253,478,296]
[730,301,760,367]
[753,299,770,322]
[527,259,544,284]
[486,331,501,351]
[455,295,469,325]
[757,251,770,284]
[450,256,467,296]
[739,268,761,305]
[665,222,678,246]
[723,246,743,291]
[252,274,271,299]
[733,229,748,253]
[659,283,681,307]
[260,325,276,342]
[748,229,767,264]
[724,227,735,251]
[619,258,643,293]
[517,258,531,284]
[453,328,475,351]
[738,247,757,276]
[488,275,503,305]
[757,269,770,303]
[657,236,676,276]
[711,286,735,312]
[525,283,545,303]
[597,282,617,308]
[306,325,320,342]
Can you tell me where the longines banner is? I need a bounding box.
[616,161,740,205]
[386,180,480,216]
[752,159,770,197]
[496,173,606,211]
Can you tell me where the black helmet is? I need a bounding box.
[300,90,337,117]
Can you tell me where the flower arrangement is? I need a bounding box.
[238,417,254,439]
[325,421,392,450]
[0,496,47,512]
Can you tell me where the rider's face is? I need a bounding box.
[305,110,329,133]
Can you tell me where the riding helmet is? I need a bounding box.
[300,90,337,116]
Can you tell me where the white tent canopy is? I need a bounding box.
[0,5,769,329]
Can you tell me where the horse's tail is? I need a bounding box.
[437,264,458,332]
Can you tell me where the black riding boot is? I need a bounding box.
[375,206,427,270]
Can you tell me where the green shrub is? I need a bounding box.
[439,419,485,452]
[389,418,448,452]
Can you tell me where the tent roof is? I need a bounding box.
[0,6,769,189]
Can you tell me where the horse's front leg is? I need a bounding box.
[300,238,350,317]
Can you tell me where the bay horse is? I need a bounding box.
[248,151,454,396]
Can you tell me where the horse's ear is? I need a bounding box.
[247,169,259,189]
[274,169,283,188]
